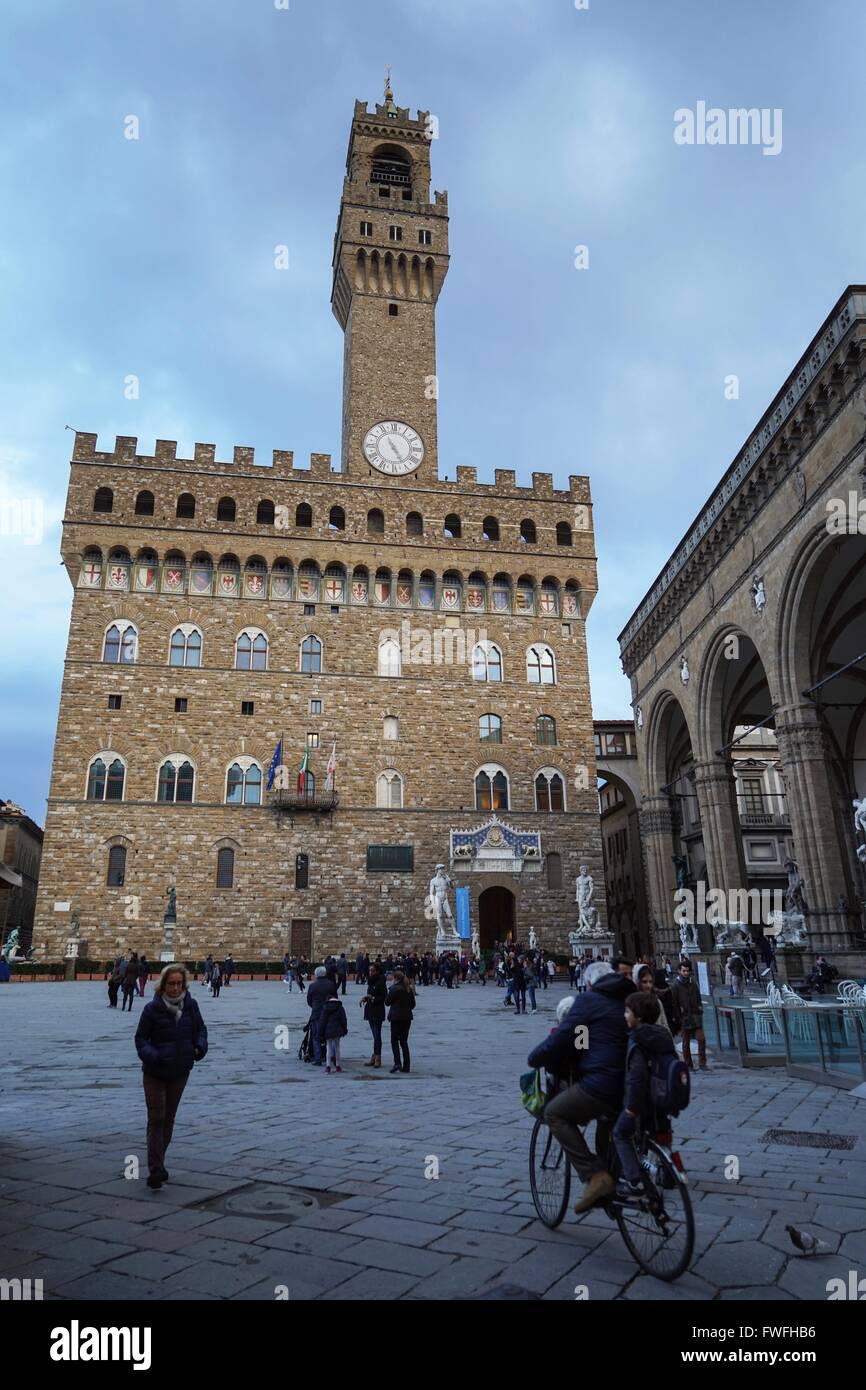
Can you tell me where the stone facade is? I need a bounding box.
[0,801,43,951]
[620,286,866,978]
[33,87,602,964]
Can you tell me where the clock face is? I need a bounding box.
[363,421,424,476]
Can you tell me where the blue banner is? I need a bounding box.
[456,886,470,939]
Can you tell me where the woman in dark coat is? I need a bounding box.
[134,963,208,1189]
[137,954,149,997]
[121,953,139,1012]
[386,969,415,1074]
[360,962,387,1068]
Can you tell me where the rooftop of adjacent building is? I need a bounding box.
[618,283,866,655]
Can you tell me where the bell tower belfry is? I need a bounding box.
[331,74,450,482]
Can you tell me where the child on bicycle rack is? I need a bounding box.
[612,991,677,1199]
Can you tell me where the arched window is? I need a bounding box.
[107,844,126,886]
[217,496,236,523]
[87,756,125,801]
[169,625,202,668]
[383,715,399,740]
[300,771,316,803]
[103,621,137,664]
[79,548,103,589]
[376,770,404,808]
[244,556,267,598]
[519,518,536,544]
[93,487,113,513]
[225,759,262,805]
[556,521,573,547]
[328,505,345,531]
[371,147,412,194]
[300,635,322,673]
[480,713,502,744]
[367,508,385,535]
[323,563,346,605]
[536,714,557,745]
[157,758,195,803]
[475,765,509,812]
[106,548,131,591]
[540,579,559,616]
[466,571,487,613]
[296,502,312,528]
[216,847,234,888]
[176,493,195,519]
[482,516,499,542]
[236,629,268,671]
[547,851,562,890]
[472,641,503,682]
[379,635,401,677]
[443,513,461,539]
[256,499,275,525]
[492,573,511,613]
[535,770,566,812]
[135,490,154,516]
[298,560,320,601]
[527,644,556,685]
[563,580,582,618]
[406,511,423,537]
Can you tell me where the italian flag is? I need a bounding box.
[298,748,310,797]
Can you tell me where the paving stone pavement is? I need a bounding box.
[1,979,865,1301]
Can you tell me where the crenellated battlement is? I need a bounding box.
[71,432,592,503]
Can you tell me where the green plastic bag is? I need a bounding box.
[520,1068,545,1116]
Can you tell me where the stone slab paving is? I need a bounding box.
[1,978,865,1301]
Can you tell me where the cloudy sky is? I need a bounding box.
[2,0,865,820]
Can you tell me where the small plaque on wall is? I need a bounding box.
[54,902,71,912]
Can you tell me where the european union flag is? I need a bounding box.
[266,738,283,792]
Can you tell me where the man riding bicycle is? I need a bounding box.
[527,960,632,1213]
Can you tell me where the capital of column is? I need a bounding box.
[775,702,828,765]
[639,797,674,839]
[692,758,736,791]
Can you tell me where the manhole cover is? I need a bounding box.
[761,1128,857,1151]
[225,1187,318,1218]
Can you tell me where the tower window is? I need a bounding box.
[108,695,122,710]
[389,226,403,242]
[378,186,390,198]
[174,698,188,713]
[360,221,373,236]
[93,487,114,514]
[388,304,398,317]
[419,229,432,246]
[241,701,254,716]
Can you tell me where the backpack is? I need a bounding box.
[648,1049,691,1116]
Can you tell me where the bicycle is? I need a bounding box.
[528,1100,695,1281]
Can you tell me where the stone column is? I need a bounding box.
[692,759,748,898]
[639,796,678,957]
[774,702,853,950]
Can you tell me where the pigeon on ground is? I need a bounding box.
[786,1225,831,1256]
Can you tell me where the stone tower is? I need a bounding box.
[331,73,449,481]
[32,82,602,966]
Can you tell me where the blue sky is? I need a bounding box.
[2,0,865,822]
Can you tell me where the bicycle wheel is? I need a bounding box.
[529,1116,571,1228]
[614,1139,694,1281]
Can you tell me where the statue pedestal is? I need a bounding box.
[64,938,79,981]
[435,929,462,956]
[161,914,176,964]
[568,932,614,961]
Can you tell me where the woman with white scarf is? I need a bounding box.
[134,963,208,1190]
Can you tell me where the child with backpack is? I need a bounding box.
[612,991,690,1199]
[321,994,349,1073]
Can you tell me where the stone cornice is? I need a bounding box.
[619,287,866,673]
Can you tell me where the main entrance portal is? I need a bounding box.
[478,886,516,949]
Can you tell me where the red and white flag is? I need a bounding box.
[325,740,337,792]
